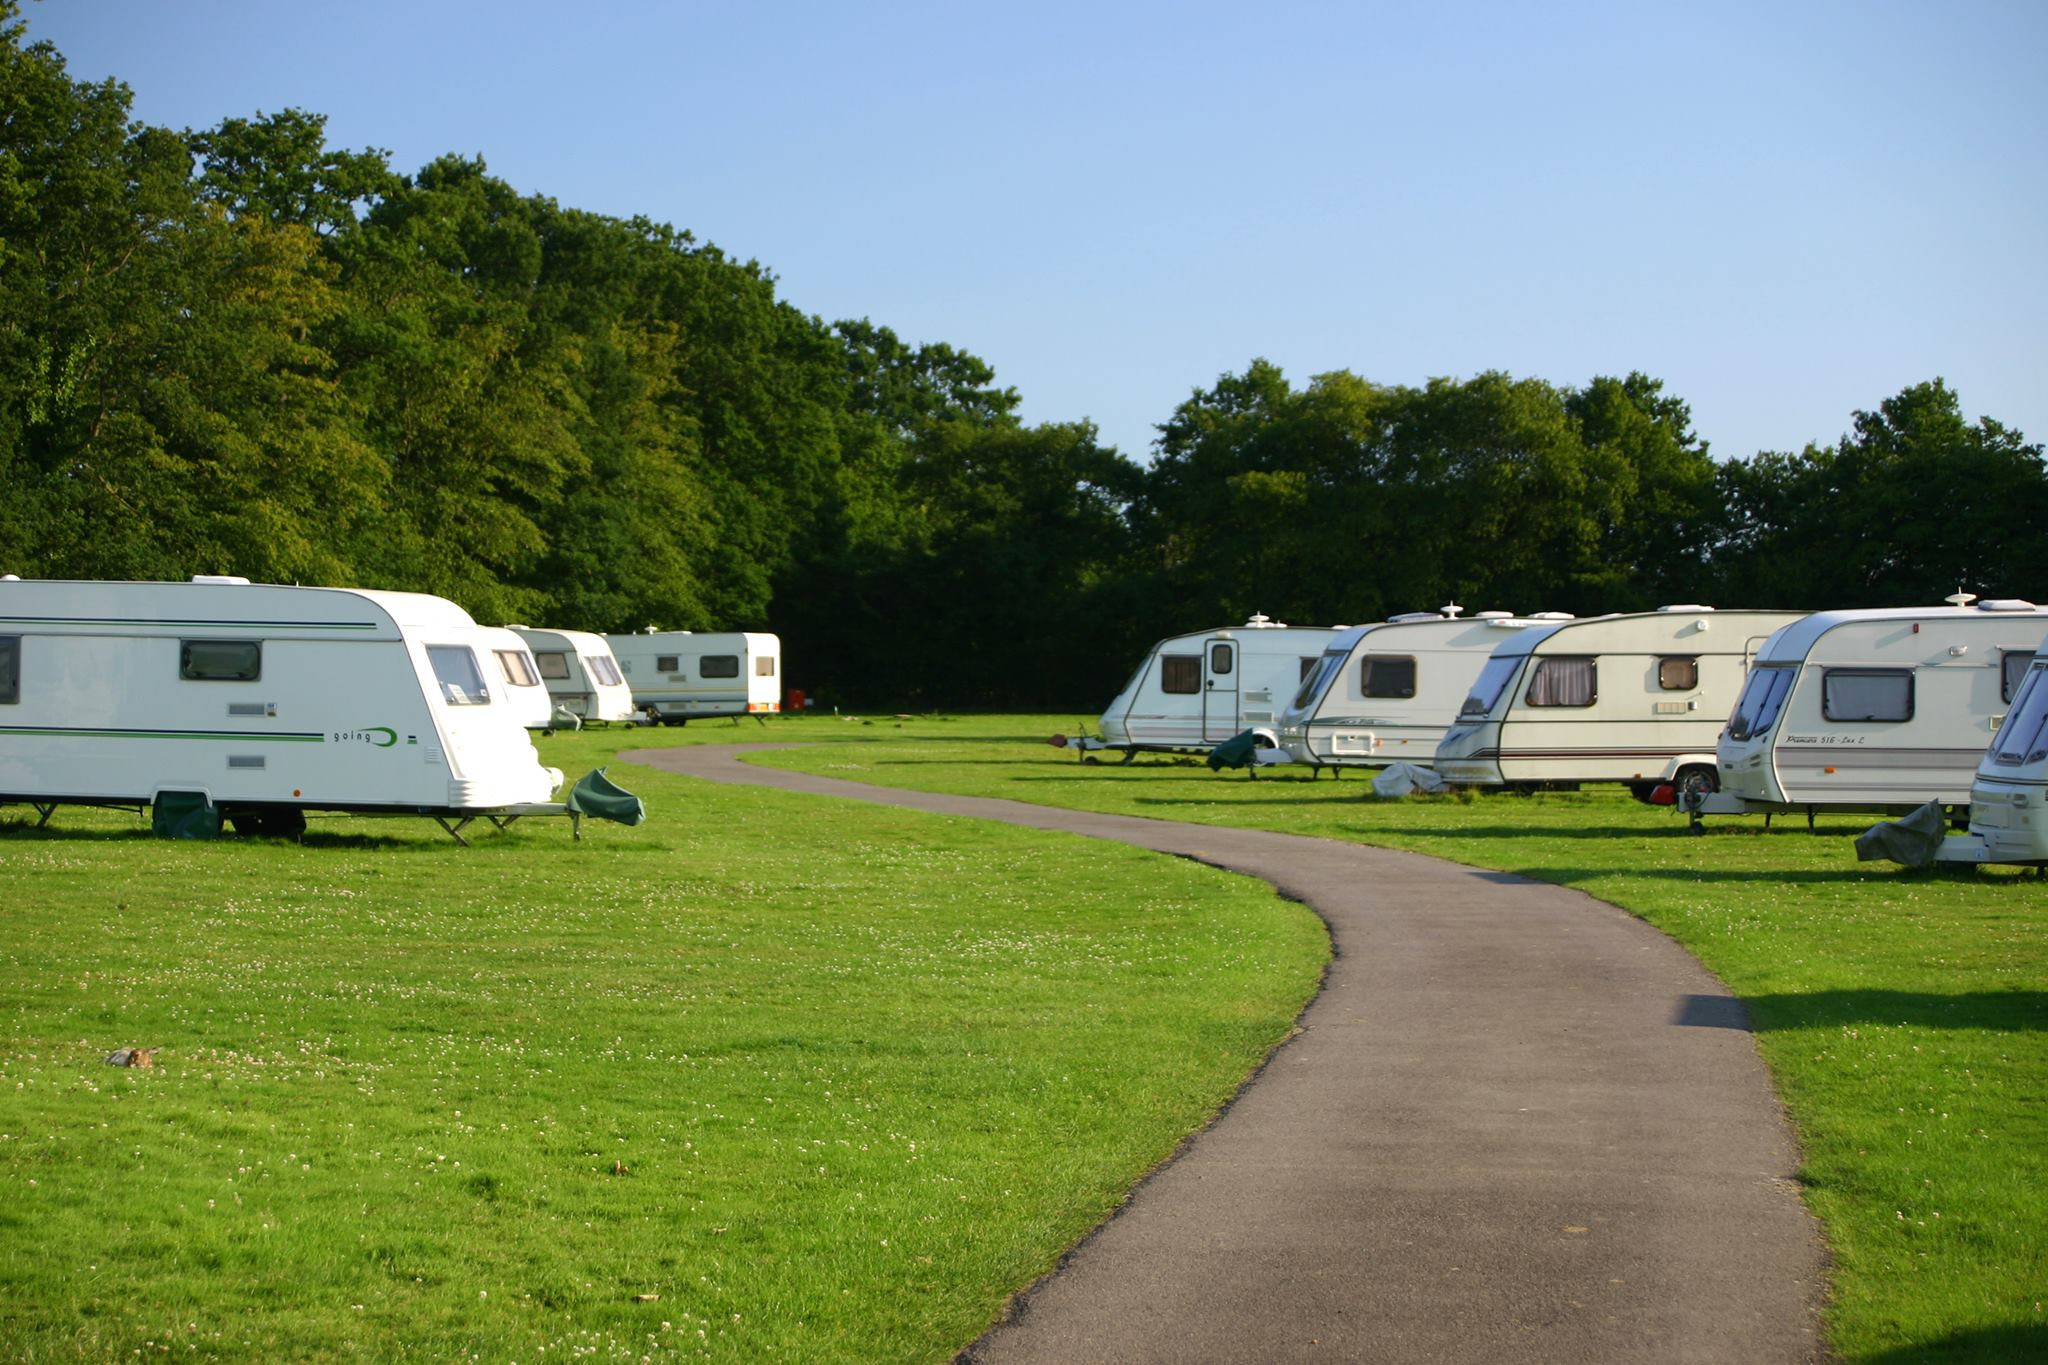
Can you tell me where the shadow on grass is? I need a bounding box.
[1860,1324,2048,1364]
[1740,988,2047,1033]
[1501,864,1892,886]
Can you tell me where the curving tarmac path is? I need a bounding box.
[632,745,1828,1364]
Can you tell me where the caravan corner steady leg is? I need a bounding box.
[433,816,475,847]
[33,802,58,830]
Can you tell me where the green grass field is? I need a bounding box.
[749,713,2048,1365]
[3,712,2042,1362]
[0,721,1326,1362]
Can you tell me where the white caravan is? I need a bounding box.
[1937,641,2048,866]
[0,576,563,832]
[604,630,782,724]
[509,627,636,723]
[1695,601,2048,822]
[1277,609,1570,771]
[1097,616,1340,756]
[1435,607,1807,792]
[479,627,555,731]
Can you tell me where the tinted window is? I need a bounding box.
[1527,656,1596,707]
[1361,655,1417,699]
[0,635,16,704]
[1658,656,1699,691]
[2002,651,2037,703]
[1727,666,1793,740]
[1461,655,1525,718]
[1299,656,1318,681]
[535,651,572,680]
[1292,650,1346,711]
[1822,669,1912,722]
[494,649,539,687]
[701,655,740,678]
[427,645,490,705]
[586,654,623,687]
[180,640,261,681]
[1161,654,1201,694]
[656,654,680,673]
[1991,663,2048,766]
[1209,642,1234,675]
[756,655,776,677]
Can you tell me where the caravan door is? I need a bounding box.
[1202,637,1241,742]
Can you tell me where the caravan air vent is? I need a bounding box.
[1474,610,1514,620]
[0,573,19,582]
[1530,611,1576,620]
[226,755,266,769]
[1976,599,2038,612]
[192,575,251,585]
[1656,604,1715,613]
[1387,612,1442,624]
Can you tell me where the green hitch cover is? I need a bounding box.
[151,790,222,840]
[567,767,646,826]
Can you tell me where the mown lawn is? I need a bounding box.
[0,719,1327,1363]
[750,712,2048,1365]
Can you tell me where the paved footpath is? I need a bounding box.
[634,746,1828,1364]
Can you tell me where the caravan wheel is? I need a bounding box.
[1674,765,1718,799]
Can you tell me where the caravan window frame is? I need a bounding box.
[586,654,624,687]
[1657,656,1699,691]
[1292,650,1346,711]
[1990,663,2048,767]
[2001,650,2037,703]
[755,655,776,677]
[180,639,261,682]
[1821,668,1913,723]
[1727,665,1793,740]
[1360,655,1418,699]
[1461,654,1525,718]
[535,651,572,681]
[1161,654,1201,695]
[1209,641,1235,676]
[0,635,17,705]
[494,649,540,688]
[701,655,740,679]
[656,654,681,674]
[427,645,492,706]
[1526,656,1597,708]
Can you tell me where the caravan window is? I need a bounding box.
[535,651,572,681]
[701,655,740,679]
[1361,655,1417,698]
[1209,642,1234,675]
[427,646,490,705]
[494,649,540,688]
[1461,654,1525,718]
[586,654,624,687]
[1727,666,1793,740]
[1293,650,1345,710]
[2002,651,2037,703]
[1990,664,2048,767]
[1527,657,1597,707]
[1299,656,1318,681]
[1657,657,1699,691]
[1161,654,1201,694]
[656,654,681,673]
[1822,668,1912,722]
[180,640,261,681]
[756,655,776,677]
[0,636,17,704]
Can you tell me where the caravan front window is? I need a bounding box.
[1161,654,1201,694]
[1823,669,1912,722]
[535,651,572,680]
[1292,650,1346,711]
[428,646,490,705]
[1527,657,1597,707]
[180,640,260,681]
[1727,666,1793,740]
[0,636,17,704]
[1461,655,1524,718]
[494,649,540,688]
[1990,663,2048,766]
[586,655,624,687]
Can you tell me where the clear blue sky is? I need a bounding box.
[22,0,2048,464]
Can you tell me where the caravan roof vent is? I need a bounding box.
[1975,599,2038,612]
[191,575,251,585]
[1241,614,1284,629]
[0,574,19,582]
[1474,610,1514,620]
[1387,612,1442,624]
[1530,611,1577,620]
[1656,604,1714,613]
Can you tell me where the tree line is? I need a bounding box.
[4,9,2044,709]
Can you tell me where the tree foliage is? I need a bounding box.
[2,8,2042,709]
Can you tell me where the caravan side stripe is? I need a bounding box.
[0,726,326,743]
